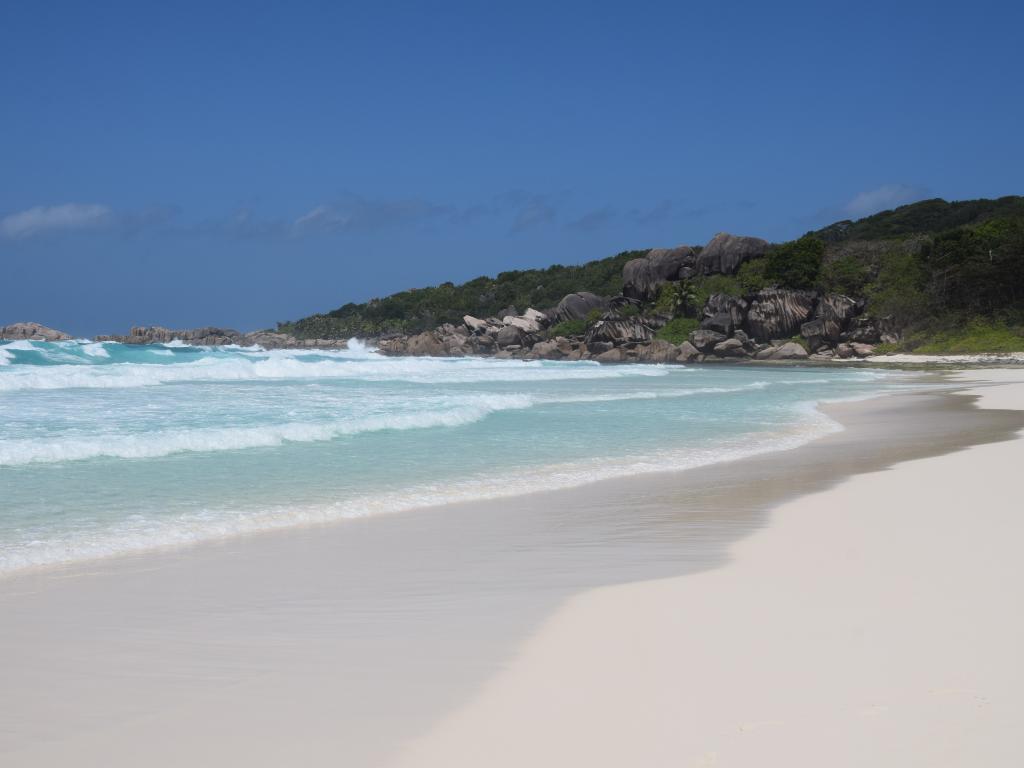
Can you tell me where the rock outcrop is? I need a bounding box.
[700,293,748,336]
[555,292,608,323]
[745,289,817,341]
[622,246,696,301]
[93,325,348,349]
[694,233,769,275]
[585,316,654,345]
[0,322,72,341]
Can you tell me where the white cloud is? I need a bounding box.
[843,184,929,218]
[0,203,113,238]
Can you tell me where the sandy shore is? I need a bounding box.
[395,369,1024,767]
[2,370,1022,766]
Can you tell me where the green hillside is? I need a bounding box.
[282,196,1024,352]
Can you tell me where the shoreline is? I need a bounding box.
[396,368,1024,767]
[2,373,1022,765]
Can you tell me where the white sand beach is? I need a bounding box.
[394,369,1024,767]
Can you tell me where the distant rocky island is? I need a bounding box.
[5,196,1023,361]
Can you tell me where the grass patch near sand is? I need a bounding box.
[655,317,699,344]
[908,320,1024,354]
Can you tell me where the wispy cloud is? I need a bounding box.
[509,194,557,233]
[293,197,453,235]
[567,207,616,231]
[0,203,112,238]
[842,184,930,218]
[627,200,674,225]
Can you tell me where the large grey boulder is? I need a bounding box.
[745,289,817,341]
[622,246,696,301]
[712,338,747,357]
[554,292,608,323]
[463,315,491,333]
[689,329,728,352]
[595,347,626,363]
[496,324,526,348]
[502,308,547,334]
[770,342,810,360]
[634,339,679,363]
[0,322,71,341]
[694,233,769,275]
[800,319,827,352]
[405,331,444,356]
[676,341,701,362]
[531,339,566,360]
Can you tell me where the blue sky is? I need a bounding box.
[2,0,1022,336]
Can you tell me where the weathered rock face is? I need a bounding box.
[676,341,701,362]
[694,233,769,275]
[745,289,817,341]
[800,319,828,351]
[584,317,654,345]
[555,292,608,323]
[689,329,728,352]
[0,322,71,341]
[700,293,748,335]
[622,246,696,301]
[814,293,859,341]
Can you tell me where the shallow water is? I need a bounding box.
[0,338,914,573]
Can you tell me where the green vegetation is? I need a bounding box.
[283,250,648,338]
[655,317,699,344]
[892,319,1024,354]
[817,254,870,296]
[736,258,769,293]
[691,274,743,305]
[764,235,824,290]
[548,318,587,337]
[816,196,1024,242]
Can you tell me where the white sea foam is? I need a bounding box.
[0,353,674,391]
[0,393,536,465]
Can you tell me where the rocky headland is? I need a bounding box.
[373,233,892,363]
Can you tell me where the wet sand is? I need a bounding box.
[1,371,1021,766]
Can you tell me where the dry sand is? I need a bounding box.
[394,368,1024,767]
[2,370,1022,767]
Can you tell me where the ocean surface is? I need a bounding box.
[0,339,915,574]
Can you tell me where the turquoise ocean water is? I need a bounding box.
[0,339,914,574]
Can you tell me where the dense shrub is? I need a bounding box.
[736,258,769,293]
[817,254,870,296]
[764,235,824,290]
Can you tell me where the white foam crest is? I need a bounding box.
[80,342,110,358]
[0,354,671,391]
[0,401,842,575]
[0,394,535,466]
[0,340,40,351]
